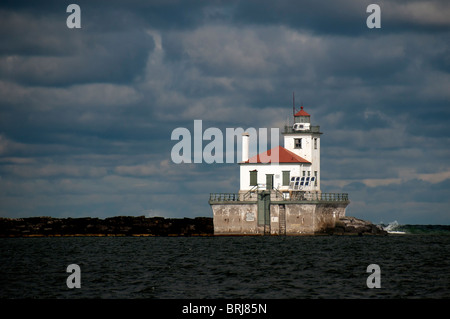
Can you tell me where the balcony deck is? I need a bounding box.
[282,125,322,134]
[209,191,349,204]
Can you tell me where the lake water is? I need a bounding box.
[1,235,449,299]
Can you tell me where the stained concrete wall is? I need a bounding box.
[211,203,262,235]
[283,202,347,235]
[212,201,348,235]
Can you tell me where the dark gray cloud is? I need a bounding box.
[0,1,449,224]
[0,14,154,86]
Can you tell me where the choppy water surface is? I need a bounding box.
[1,235,449,298]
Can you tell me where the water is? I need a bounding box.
[381,221,450,235]
[1,235,450,299]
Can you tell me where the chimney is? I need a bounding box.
[242,133,249,162]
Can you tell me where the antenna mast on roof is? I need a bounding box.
[292,92,295,116]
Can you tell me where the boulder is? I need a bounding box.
[332,216,387,235]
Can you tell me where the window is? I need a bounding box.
[294,138,302,149]
[302,170,305,177]
[314,171,318,186]
[282,171,290,186]
[250,170,257,186]
[314,138,318,149]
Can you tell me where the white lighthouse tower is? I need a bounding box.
[238,105,322,197]
[282,106,322,192]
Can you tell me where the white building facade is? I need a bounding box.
[239,107,322,196]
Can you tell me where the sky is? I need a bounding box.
[0,0,449,224]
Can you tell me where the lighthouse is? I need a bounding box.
[239,106,321,197]
[282,106,322,192]
[209,102,349,236]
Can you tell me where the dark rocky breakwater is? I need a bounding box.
[0,216,214,237]
[0,216,386,237]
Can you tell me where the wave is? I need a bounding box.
[380,221,450,235]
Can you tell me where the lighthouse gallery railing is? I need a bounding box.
[209,192,349,203]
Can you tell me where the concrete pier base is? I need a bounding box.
[211,200,348,236]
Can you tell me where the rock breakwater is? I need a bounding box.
[0,215,387,237]
[0,216,214,237]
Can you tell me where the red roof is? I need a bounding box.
[242,146,310,164]
[294,106,310,117]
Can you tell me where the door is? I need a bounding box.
[266,174,274,190]
[257,191,271,234]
